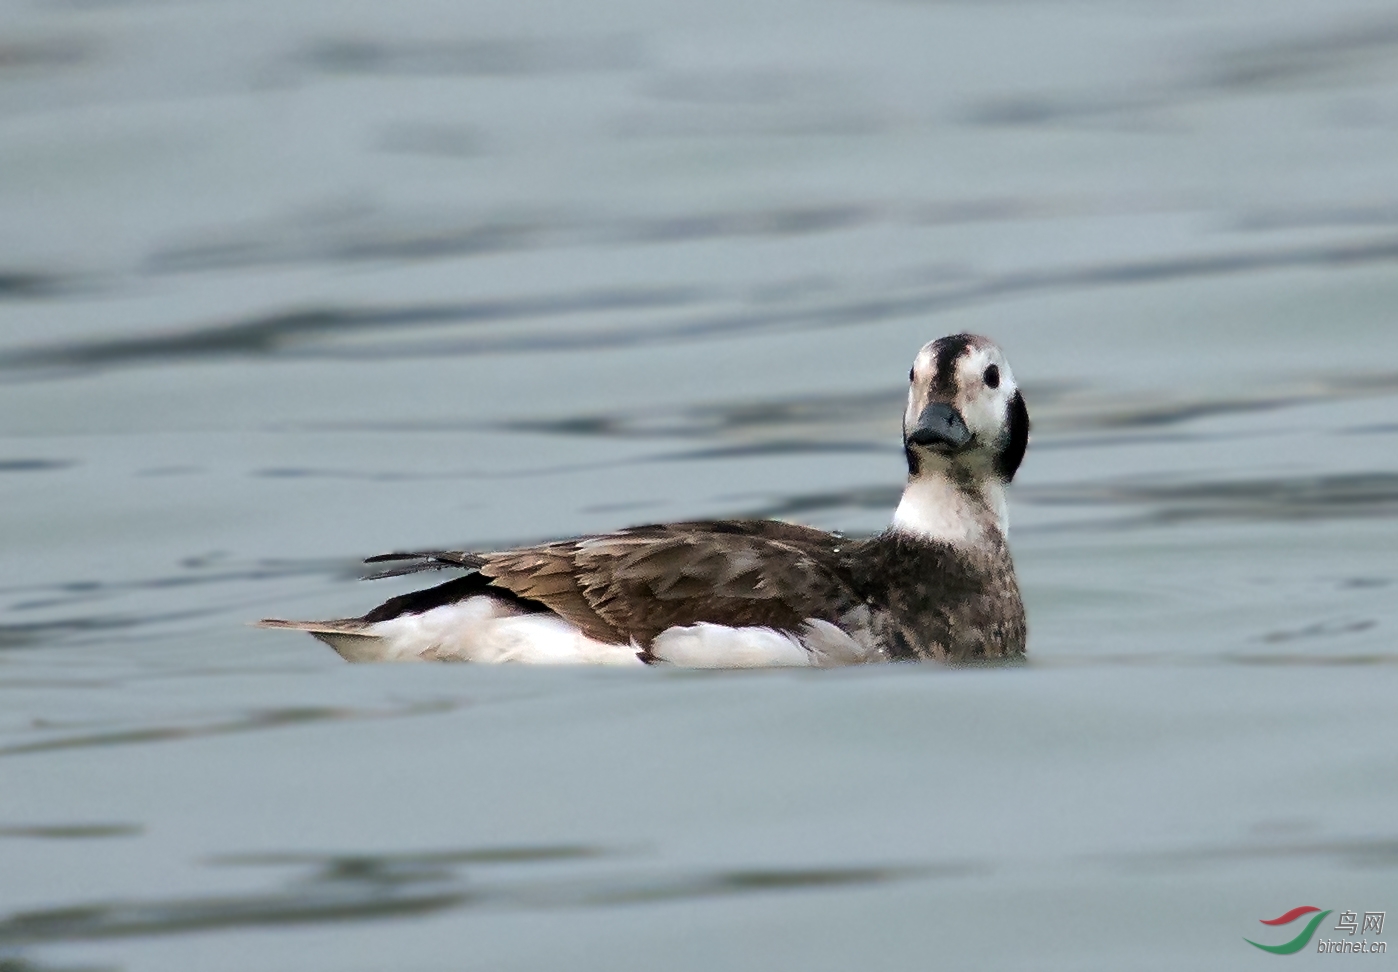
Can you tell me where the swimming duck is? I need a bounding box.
[259,333,1030,666]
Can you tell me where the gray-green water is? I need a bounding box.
[2,0,1397,968]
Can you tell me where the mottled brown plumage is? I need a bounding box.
[260,332,1031,666]
[361,516,1025,661]
[365,520,856,647]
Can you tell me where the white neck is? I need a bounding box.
[892,470,1007,548]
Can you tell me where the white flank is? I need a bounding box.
[648,620,871,668]
[306,599,876,668]
[650,623,814,668]
[892,473,1006,547]
[361,596,644,665]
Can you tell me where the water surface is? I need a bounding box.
[2,0,1397,968]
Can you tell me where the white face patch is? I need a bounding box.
[904,342,939,430]
[952,344,1017,444]
[898,334,1019,545]
[905,339,1016,439]
[904,336,1019,465]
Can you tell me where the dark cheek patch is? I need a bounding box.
[995,391,1030,482]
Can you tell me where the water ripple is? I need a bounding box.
[488,372,1398,446]
[0,845,943,945]
[0,272,66,299]
[0,702,457,759]
[1026,472,1398,525]
[297,34,642,78]
[9,235,1398,375]
[0,824,141,840]
[0,460,73,473]
[965,12,1398,126]
[0,287,702,371]
[1103,835,1398,872]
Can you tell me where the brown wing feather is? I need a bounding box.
[474,520,856,646]
[478,546,624,644]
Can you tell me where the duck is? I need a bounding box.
[258,333,1030,666]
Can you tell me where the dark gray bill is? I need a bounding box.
[907,402,972,451]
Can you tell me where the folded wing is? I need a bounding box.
[364,520,861,648]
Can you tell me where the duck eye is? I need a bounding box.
[909,367,915,383]
[984,364,1000,389]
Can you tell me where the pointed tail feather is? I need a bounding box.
[255,617,369,634]
[254,618,387,662]
[362,550,488,580]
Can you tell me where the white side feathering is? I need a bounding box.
[647,620,872,668]
[649,623,815,668]
[363,596,644,665]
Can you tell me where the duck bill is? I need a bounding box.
[907,402,972,452]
